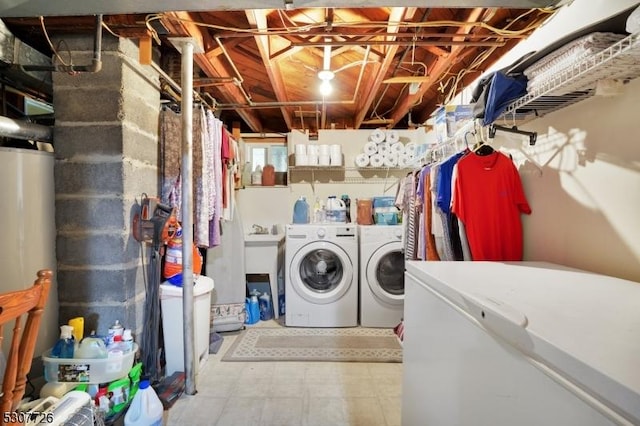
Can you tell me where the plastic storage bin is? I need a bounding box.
[42,343,138,384]
[160,275,214,376]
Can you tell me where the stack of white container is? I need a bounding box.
[294,143,342,166]
[354,129,416,168]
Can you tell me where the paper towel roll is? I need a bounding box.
[295,144,307,155]
[355,153,370,167]
[295,154,308,166]
[397,154,407,168]
[319,155,331,166]
[384,153,398,168]
[319,144,330,155]
[363,141,378,156]
[390,142,404,154]
[377,142,391,156]
[386,130,400,144]
[404,142,416,155]
[369,153,384,168]
[369,129,386,144]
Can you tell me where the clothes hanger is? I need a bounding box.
[472,123,495,156]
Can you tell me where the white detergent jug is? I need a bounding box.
[124,379,163,426]
[326,196,347,222]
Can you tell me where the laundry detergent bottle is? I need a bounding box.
[292,196,309,224]
[124,379,163,426]
[259,292,273,321]
[245,292,260,324]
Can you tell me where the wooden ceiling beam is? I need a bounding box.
[388,8,485,127]
[245,9,294,131]
[353,7,417,130]
[161,11,263,132]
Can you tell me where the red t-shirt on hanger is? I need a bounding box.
[452,151,531,261]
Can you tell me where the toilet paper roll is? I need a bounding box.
[369,129,386,144]
[307,154,319,166]
[330,153,342,166]
[295,144,307,155]
[377,142,391,156]
[363,141,378,156]
[384,153,398,168]
[390,142,405,154]
[355,153,370,167]
[330,144,341,155]
[369,153,384,168]
[307,144,319,156]
[386,130,400,144]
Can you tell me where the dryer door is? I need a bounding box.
[366,241,404,305]
[289,240,354,305]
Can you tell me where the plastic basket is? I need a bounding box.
[42,343,138,384]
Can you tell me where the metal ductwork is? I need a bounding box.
[0,115,53,142]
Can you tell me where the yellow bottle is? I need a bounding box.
[68,317,84,342]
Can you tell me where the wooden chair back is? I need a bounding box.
[0,269,52,423]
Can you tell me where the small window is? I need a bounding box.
[242,135,288,173]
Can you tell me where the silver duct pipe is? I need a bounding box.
[0,116,53,142]
[178,39,197,396]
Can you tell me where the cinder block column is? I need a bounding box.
[53,35,160,338]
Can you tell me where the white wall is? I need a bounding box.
[492,77,640,282]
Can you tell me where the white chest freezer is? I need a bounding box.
[402,261,640,426]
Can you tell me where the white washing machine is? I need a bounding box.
[285,224,358,327]
[359,225,405,327]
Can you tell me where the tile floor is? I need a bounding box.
[165,320,403,426]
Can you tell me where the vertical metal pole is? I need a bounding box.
[180,40,197,395]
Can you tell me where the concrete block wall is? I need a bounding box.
[53,34,160,338]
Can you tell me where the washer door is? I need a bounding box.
[289,240,353,305]
[366,241,404,305]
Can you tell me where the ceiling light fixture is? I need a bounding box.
[318,41,334,96]
[283,0,295,11]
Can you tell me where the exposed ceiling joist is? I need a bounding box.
[161,11,264,132]
[388,7,485,126]
[353,7,417,129]
[245,9,294,130]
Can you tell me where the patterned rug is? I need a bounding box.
[221,327,402,362]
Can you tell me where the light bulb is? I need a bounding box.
[319,80,333,96]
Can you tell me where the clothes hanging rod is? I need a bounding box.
[150,61,215,110]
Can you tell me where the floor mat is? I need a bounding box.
[221,327,402,362]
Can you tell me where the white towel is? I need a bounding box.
[355,153,370,167]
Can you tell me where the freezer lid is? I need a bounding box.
[405,261,640,423]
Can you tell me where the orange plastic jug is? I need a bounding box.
[262,164,275,186]
[356,199,373,225]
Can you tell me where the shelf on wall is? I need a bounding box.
[502,31,640,123]
[288,165,410,187]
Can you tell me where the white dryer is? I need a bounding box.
[285,224,358,327]
[359,225,405,327]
